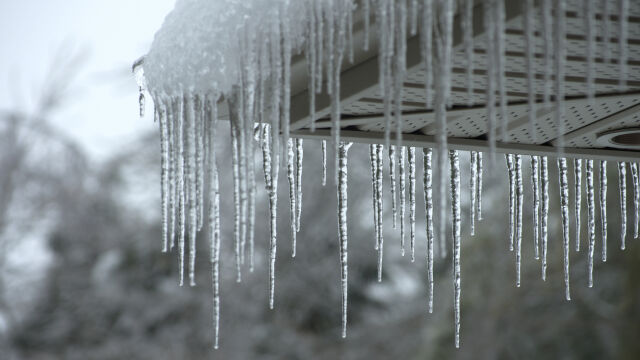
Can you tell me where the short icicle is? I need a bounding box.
[287,139,297,257]
[531,156,540,259]
[408,147,417,262]
[599,161,608,262]
[295,139,304,233]
[470,151,478,236]
[390,146,398,229]
[618,162,627,249]
[399,146,406,255]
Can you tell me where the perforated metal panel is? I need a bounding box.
[291,0,640,159]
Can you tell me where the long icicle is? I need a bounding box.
[506,154,515,251]
[409,147,417,262]
[168,100,177,251]
[450,150,462,349]
[423,148,434,313]
[541,156,549,280]
[632,162,639,238]
[159,102,169,253]
[176,97,186,286]
[515,155,523,287]
[558,158,571,300]
[600,161,608,262]
[574,159,582,251]
[376,144,385,281]
[531,156,540,259]
[399,146,406,255]
[207,96,221,349]
[337,142,352,338]
[586,160,596,288]
[228,92,242,283]
[619,162,627,249]
[185,95,199,287]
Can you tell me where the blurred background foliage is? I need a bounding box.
[0,63,639,360]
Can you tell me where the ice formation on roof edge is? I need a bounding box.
[138,0,639,350]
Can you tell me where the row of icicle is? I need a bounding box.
[139,0,636,349]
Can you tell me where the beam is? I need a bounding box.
[291,129,640,162]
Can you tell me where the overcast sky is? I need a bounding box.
[0,0,175,160]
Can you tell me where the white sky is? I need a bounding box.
[0,0,175,160]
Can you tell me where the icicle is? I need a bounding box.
[470,152,477,236]
[463,0,474,106]
[423,148,434,313]
[159,102,169,253]
[410,0,418,36]
[370,145,379,250]
[337,142,352,338]
[408,147,416,262]
[287,139,297,257]
[558,158,570,300]
[133,57,146,118]
[619,0,629,89]
[186,95,198,287]
[206,96,221,349]
[308,1,317,132]
[390,146,398,229]
[584,0,595,99]
[435,0,454,260]
[376,144,385,281]
[618,162,627,249]
[229,94,242,284]
[196,98,205,234]
[483,0,497,154]
[524,0,536,141]
[322,140,327,186]
[399,146,406,255]
[496,0,508,143]
[515,155,523,287]
[330,0,348,185]
[449,150,461,349]
[574,159,582,251]
[477,152,483,220]
[176,97,186,286]
[168,100,176,251]
[420,0,433,108]
[586,160,596,288]
[506,154,515,251]
[632,163,639,238]
[363,0,370,51]
[295,138,303,233]
[541,156,549,280]
[554,0,566,151]
[541,0,553,106]
[531,156,541,259]
[600,161,608,262]
[268,132,280,309]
